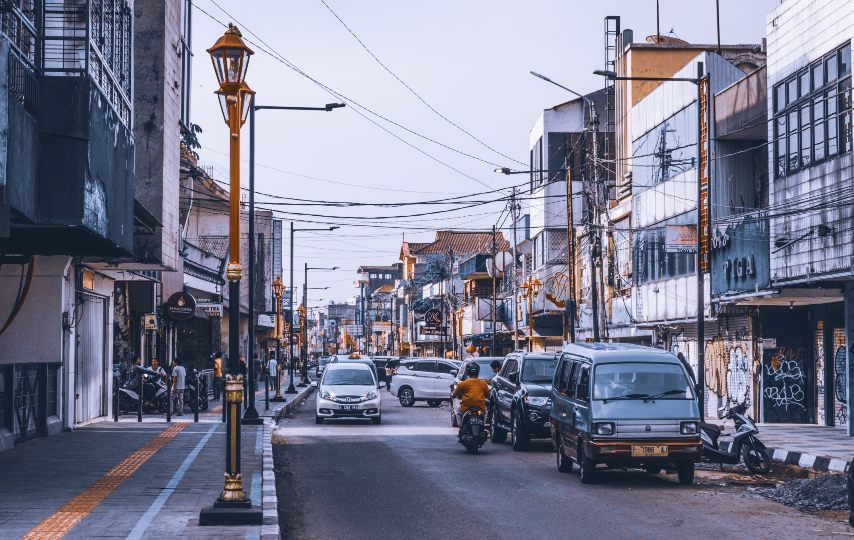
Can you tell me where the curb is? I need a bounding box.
[273,385,314,423]
[260,421,279,540]
[721,441,852,474]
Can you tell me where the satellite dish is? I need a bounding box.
[494,252,513,272]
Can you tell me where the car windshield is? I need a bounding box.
[467,360,496,379]
[593,362,694,400]
[521,358,558,383]
[323,368,374,386]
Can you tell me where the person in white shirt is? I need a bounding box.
[268,354,278,393]
[171,358,187,416]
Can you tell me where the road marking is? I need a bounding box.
[126,423,218,540]
[280,425,456,437]
[21,423,187,540]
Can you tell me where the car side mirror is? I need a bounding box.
[450,369,458,376]
[310,381,318,388]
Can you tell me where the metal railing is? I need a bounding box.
[8,49,38,115]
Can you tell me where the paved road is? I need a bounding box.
[274,390,850,540]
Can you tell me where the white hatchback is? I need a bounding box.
[389,358,460,408]
[314,363,381,424]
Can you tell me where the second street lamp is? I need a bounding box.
[200,23,261,526]
[244,99,343,418]
[301,265,338,385]
[519,275,541,352]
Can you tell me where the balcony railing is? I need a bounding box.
[8,49,38,115]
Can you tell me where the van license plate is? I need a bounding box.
[631,445,668,457]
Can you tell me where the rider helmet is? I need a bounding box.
[465,362,480,378]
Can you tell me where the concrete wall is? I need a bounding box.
[133,0,182,271]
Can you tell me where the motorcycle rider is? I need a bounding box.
[452,362,490,437]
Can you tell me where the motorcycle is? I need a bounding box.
[115,367,169,414]
[458,406,489,454]
[699,402,772,474]
[184,369,209,411]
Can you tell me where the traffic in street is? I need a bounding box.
[274,389,851,540]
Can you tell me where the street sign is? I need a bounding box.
[420,326,448,335]
[665,225,698,253]
[197,302,223,317]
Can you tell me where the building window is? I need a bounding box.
[773,42,851,178]
[530,136,544,191]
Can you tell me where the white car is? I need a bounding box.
[314,363,382,425]
[389,358,460,408]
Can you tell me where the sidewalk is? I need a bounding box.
[721,423,853,474]
[0,384,312,539]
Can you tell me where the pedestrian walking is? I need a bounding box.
[171,359,187,416]
[268,354,278,394]
[255,353,263,383]
[239,355,248,404]
[212,352,223,401]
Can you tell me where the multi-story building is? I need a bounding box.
[354,264,401,354]
[762,0,852,435]
[0,0,187,449]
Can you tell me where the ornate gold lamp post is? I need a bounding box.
[519,276,542,353]
[271,277,286,402]
[199,24,261,526]
[297,304,307,383]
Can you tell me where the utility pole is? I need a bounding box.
[565,164,577,343]
[491,224,498,356]
[449,247,457,360]
[589,103,602,342]
[511,188,520,351]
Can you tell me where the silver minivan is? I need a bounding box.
[550,343,701,485]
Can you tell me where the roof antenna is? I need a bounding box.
[656,0,660,43]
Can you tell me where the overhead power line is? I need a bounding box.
[317,0,526,168]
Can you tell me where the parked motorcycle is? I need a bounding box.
[699,402,772,474]
[458,406,489,454]
[115,367,169,414]
[184,369,209,411]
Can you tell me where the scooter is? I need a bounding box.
[184,369,209,411]
[115,367,169,414]
[699,402,772,474]
[458,406,489,454]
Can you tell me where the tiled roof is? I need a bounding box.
[413,230,510,256]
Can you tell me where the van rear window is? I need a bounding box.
[593,363,693,401]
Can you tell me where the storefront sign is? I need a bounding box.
[165,291,196,320]
[373,321,392,331]
[424,309,442,326]
[421,326,448,335]
[665,225,697,253]
[710,221,770,297]
[257,314,275,328]
[197,302,223,317]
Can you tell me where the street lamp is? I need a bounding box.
[245,99,343,413]
[593,65,708,417]
[200,23,261,526]
[285,227,339,393]
[302,265,338,386]
[520,275,541,352]
[270,277,286,403]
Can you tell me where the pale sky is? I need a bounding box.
[190,0,780,305]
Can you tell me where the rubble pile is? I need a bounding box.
[760,474,849,511]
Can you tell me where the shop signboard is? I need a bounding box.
[710,220,770,297]
[664,225,697,253]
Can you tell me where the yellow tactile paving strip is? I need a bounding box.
[20,423,188,540]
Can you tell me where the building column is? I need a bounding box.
[844,283,854,436]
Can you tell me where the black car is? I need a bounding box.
[489,352,558,451]
[370,356,397,384]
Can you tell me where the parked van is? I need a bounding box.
[550,343,701,485]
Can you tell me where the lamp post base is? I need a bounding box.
[240,407,263,425]
[199,500,263,526]
[284,385,298,394]
[270,396,287,402]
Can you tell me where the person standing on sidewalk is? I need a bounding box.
[239,355,248,405]
[268,354,278,394]
[172,359,187,416]
[212,352,223,401]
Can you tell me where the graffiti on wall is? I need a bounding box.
[543,272,568,309]
[833,346,848,425]
[704,339,753,405]
[762,348,814,423]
